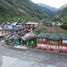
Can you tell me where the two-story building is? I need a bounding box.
[25,22,38,31]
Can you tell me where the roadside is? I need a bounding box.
[0,39,67,67]
[1,39,67,57]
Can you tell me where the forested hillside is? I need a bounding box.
[0,0,50,22]
[56,4,67,30]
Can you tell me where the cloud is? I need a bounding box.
[31,0,67,8]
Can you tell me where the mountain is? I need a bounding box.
[37,3,57,12]
[56,3,67,30]
[59,3,67,10]
[0,0,50,22]
[56,3,67,23]
[37,3,58,16]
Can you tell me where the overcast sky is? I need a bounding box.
[31,0,67,8]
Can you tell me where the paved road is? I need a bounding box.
[0,41,67,67]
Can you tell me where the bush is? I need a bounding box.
[61,25,67,30]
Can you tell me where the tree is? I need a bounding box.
[34,26,47,34]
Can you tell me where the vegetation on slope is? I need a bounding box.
[56,7,67,30]
[0,0,50,22]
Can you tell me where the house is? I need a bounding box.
[20,32,37,47]
[2,23,25,34]
[52,22,63,26]
[37,33,67,52]
[0,25,10,36]
[2,22,38,35]
[25,22,38,31]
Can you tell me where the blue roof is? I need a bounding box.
[3,25,23,31]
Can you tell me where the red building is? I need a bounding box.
[37,33,67,53]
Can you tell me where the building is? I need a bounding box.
[25,22,38,31]
[52,22,63,26]
[37,33,67,53]
[20,32,36,47]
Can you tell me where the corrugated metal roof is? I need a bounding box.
[39,33,49,38]
[48,33,60,41]
[3,25,24,31]
[21,32,36,41]
[57,33,67,40]
[38,33,67,40]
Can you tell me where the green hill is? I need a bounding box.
[55,4,67,30]
[0,0,50,22]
